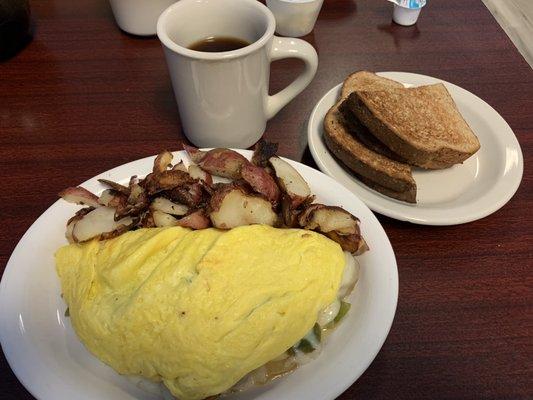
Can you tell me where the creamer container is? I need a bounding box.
[389,0,426,26]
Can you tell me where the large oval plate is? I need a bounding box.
[308,72,524,225]
[0,150,398,400]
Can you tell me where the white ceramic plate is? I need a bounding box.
[308,72,524,225]
[0,150,398,400]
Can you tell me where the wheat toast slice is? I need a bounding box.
[354,173,418,204]
[324,102,417,203]
[346,83,481,169]
[341,71,404,99]
[339,71,410,163]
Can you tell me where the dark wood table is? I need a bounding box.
[1,0,532,399]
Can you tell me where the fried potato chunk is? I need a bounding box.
[209,186,278,229]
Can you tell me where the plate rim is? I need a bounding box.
[307,71,524,225]
[0,150,399,400]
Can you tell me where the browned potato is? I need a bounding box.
[183,144,206,164]
[176,210,211,229]
[65,207,94,243]
[188,164,213,186]
[209,186,278,229]
[128,175,139,187]
[168,182,204,207]
[298,205,359,235]
[60,145,368,253]
[150,197,188,216]
[127,183,146,205]
[269,156,311,208]
[98,179,130,196]
[241,163,280,204]
[98,189,127,208]
[59,186,100,208]
[252,139,278,167]
[152,209,211,230]
[143,170,193,195]
[71,206,133,242]
[187,147,249,179]
[155,170,194,191]
[298,204,368,254]
[110,183,150,220]
[152,210,179,227]
[65,219,77,243]
[280,194,300,227]
[153,150,173,174]
[99,224,133,241]
[139,209,156,228]
[172,161,188,172]
[324,231,368,255]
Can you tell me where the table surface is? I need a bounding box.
[1,0,532,399]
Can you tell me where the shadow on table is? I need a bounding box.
[301,146,319,170]
[377,22,421,48]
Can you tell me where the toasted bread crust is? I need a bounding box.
[354,173,417,203]
[341,71,404,99]
[323,103,417,201]
[347,84,481,169]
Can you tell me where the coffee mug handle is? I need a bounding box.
[266,36,318,119]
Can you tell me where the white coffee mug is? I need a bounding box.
[157,0,318,148]
[109,0,176,36]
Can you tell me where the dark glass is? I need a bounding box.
[188,36,250,52]
[0,0,32,61]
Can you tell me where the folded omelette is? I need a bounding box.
[55,225,346,400]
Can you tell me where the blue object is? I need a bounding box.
[388,0,426,9]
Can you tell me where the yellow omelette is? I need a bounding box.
[55,225,345,400]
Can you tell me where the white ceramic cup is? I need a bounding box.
[266,0,325,37]
[109,0,176,36]
[157,0,318,148]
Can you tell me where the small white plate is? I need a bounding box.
[308,72,524,225]
[0,151,398,400]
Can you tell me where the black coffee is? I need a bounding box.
[188,36,250,52]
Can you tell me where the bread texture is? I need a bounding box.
[323,103,417,203]
[345,83,481,169]
[341,71,404,99]
[338,100,408,163]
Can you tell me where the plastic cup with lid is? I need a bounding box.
[390,0,426,26]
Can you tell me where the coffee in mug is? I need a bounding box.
[157,0,318,148]
[188,37,251,53]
